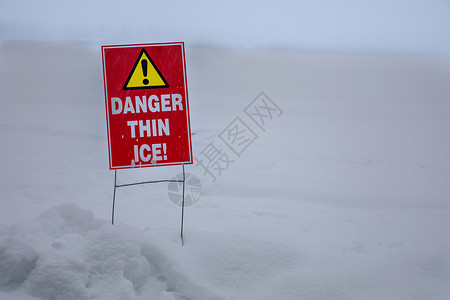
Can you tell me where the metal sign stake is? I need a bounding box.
[111,164,186,245]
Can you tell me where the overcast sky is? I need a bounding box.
[1,0,450,53]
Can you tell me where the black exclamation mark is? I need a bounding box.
[141,59,149,85]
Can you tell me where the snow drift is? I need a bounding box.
[0,203,222,300]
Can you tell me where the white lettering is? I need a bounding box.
[148,95,160,112]
[140,144,151,162]
[127,119,170,137]
[158,119,170,136]
[111,94,184,115]
[135,96,147,113]
[127,120,138,138]
[123,97,135,114]
[152,143,162,161]
[152,119,157,136]
[133,145,139,163]
[139,120,151,137]
[161,94,171,111]
[111,97,122,114]
[132,143,167,164]
[172,94,183,111]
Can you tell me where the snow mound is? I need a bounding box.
[0,203,222,300]
[0,231,38,286]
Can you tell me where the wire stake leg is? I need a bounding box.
[112,169,117,225]
[181,163,186,246]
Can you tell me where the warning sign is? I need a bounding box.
[123,48,169,90]
[102,42,193,169]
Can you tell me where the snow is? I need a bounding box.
[0,41,450,299]
[0,203,221,299]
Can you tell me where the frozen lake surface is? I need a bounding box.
[0,41,449,299]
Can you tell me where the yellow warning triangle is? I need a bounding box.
[123,48,169,90]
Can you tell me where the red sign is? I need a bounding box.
[102,42,192,169]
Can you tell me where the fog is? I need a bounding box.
[1,0,450,53]
[1,1,450,299]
